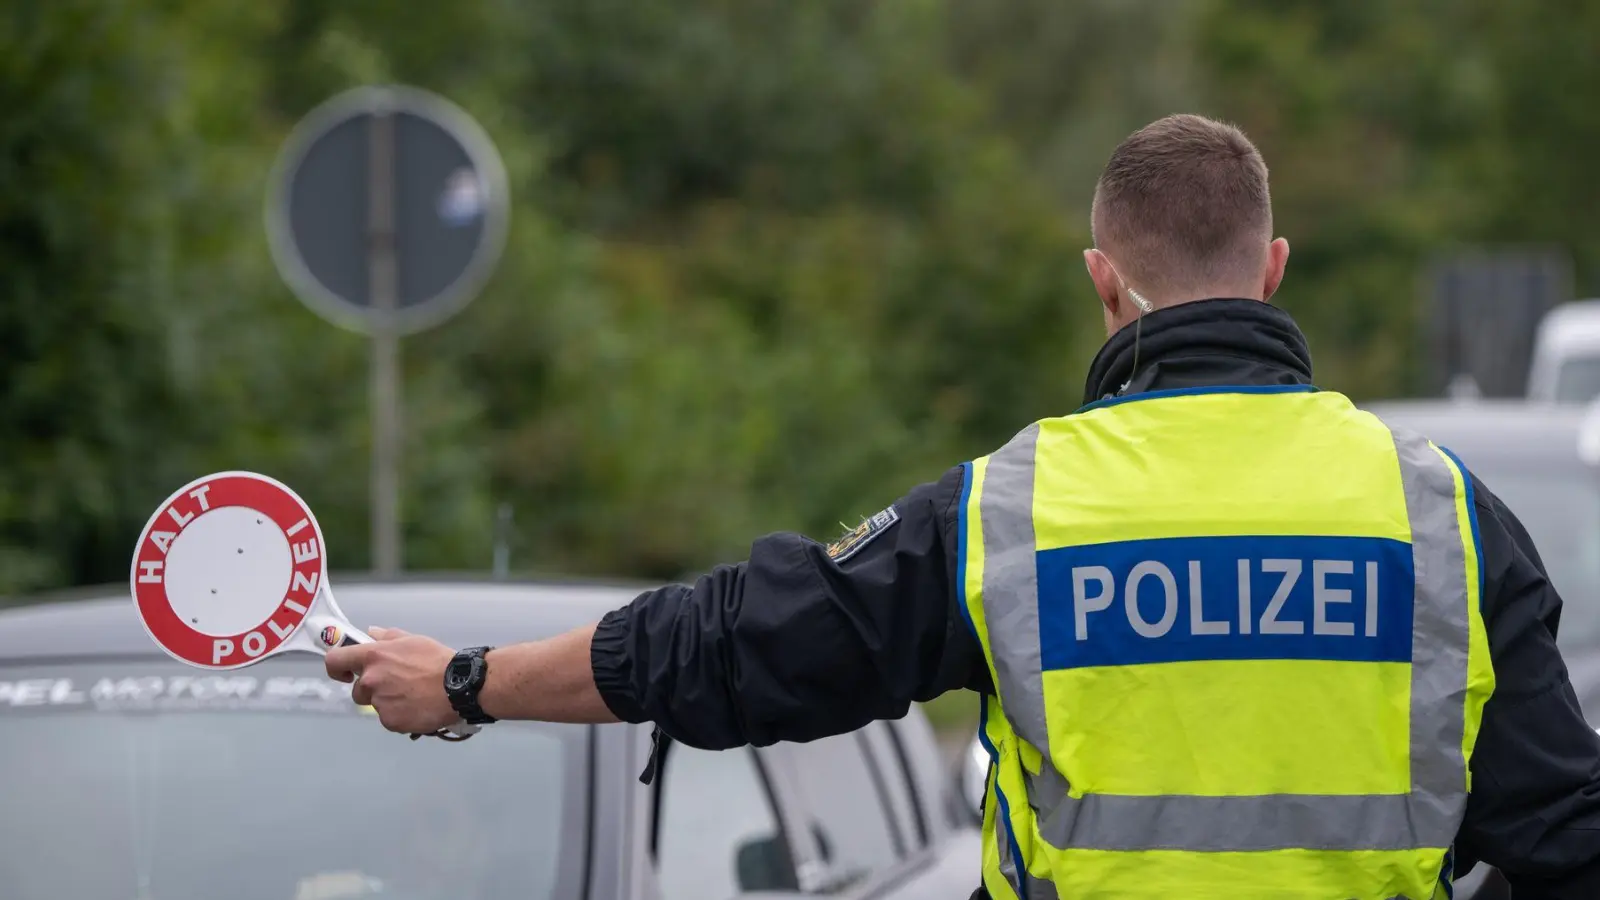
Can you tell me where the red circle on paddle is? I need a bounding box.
[130,472,327,669]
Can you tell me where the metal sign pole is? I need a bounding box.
[367,104,402,576]
[492,502,513,578]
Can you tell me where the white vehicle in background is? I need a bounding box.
[1527,300,1600,404]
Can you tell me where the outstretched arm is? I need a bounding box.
[324,624,616,734]
[479,625,616,722]
[585,465,987,749]
[326,466,990,746]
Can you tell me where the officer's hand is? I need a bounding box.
[325,626,457,735]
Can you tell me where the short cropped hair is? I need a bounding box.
[1091,114,1272,295]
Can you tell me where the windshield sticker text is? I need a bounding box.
[0,675,355,714]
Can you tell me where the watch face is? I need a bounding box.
[446,658,475,691]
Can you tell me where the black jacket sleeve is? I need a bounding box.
[588,465,988,750]
[1455,474,1600,898]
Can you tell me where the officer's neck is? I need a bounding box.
[1081,298,1315,408]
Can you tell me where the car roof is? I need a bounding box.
[1538,299,1600,351]
[0,575,648,663]
[1361,398,1597,468]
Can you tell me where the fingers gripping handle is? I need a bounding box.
[329,623,480,742]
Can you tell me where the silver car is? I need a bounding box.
[0,580,981,900]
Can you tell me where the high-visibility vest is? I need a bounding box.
[959,385,1495,900]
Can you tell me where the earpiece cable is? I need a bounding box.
[1120,284,1154,394]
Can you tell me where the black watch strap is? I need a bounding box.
[445,646,497,725]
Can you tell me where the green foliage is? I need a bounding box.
[3,0,1598,600]
[1,0,219,592]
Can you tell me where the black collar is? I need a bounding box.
[1081,298,1315,407]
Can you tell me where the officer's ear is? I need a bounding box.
[1083,249,1123,317]
[1262,238,1290,302]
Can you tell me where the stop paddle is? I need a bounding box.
[128,470,479,740]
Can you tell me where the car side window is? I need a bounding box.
[859,722,925,850]
[654,745,797,900]
[787,731,904,884]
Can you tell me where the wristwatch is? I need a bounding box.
[444,646,497,725]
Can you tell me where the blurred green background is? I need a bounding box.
[5,1,1600,728]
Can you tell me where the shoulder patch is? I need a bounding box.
[826,506,901,563]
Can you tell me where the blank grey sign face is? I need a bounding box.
[393,110,487,307]
[287,115,370,308]
[276,92,503,331]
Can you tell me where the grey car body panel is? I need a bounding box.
[0,578,979,899]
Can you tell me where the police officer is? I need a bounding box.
[327,115,1600,899]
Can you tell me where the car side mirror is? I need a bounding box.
[734,832,800,893]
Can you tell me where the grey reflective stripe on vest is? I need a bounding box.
[981,422,1051,753]
[996,822,1021,892]
[995,812,1062,900]
[1396,428,1471,836]
[977,422,1473,855]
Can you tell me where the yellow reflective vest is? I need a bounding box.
[959,386,1495,900]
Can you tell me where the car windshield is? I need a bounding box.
[0,660,587,900]
[1554,355,1600,404]
[1470,464,1600,650]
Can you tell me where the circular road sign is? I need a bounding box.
[265,85,510,335]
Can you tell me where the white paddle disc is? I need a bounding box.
[129,471,478,739]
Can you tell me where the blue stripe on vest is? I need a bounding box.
[1436,445,1485,609]
[1037,535,1415,670]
